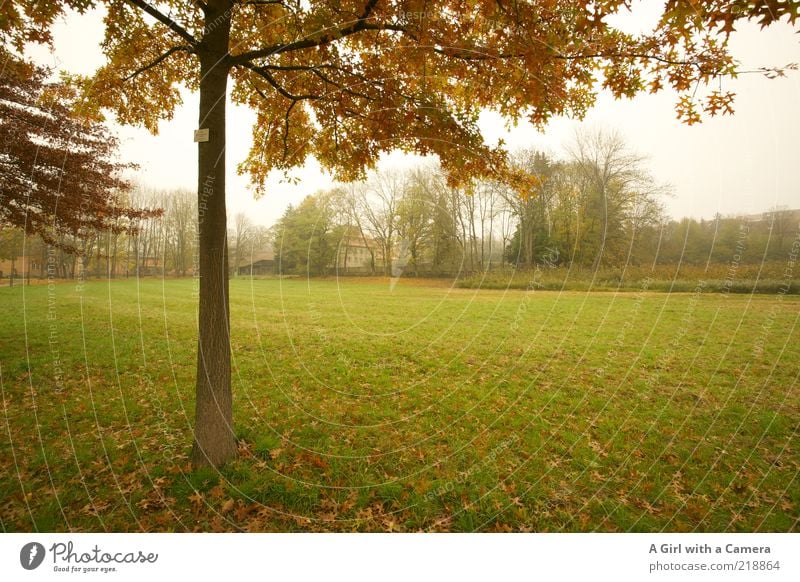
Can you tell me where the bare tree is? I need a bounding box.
[566,128,649,269]
[360,170,404,276]
[167,190,196,277]
[229,212,254,278]
[396,168,435,276]
[335,183,376,274]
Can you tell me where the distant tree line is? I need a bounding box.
[272,129,799,278]
[3,127,796,282]
[0,185,272,281]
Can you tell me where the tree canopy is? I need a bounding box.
[4,1,797,190]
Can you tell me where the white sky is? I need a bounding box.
[23,3,800,227]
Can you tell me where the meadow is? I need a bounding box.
[0,277,798,532]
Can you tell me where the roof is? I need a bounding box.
[240,249,275,264]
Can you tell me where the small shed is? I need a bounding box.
[236,250,275,276]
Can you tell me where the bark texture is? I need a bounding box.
[191,0,236,469]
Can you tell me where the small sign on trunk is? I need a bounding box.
[193,128,210,142]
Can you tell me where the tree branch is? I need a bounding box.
[554,51,697,68]
[240,62,320,101]
[259,62,337,71]
[433,45,699,69]
[252,60,382,102]
[310,69,377,102]
[125,0,199,46]
[231,0,404,64]
[122,45,194,81]
[282,100,296,158]
[245,78,304,161]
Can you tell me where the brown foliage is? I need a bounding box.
[0,48,159,251]
[5,2,797,191]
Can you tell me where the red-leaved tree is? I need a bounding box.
[0,48,158,251]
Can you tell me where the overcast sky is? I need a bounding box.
[23,3,800,227]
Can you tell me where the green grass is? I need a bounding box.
[457,262,800,294]
[0,277,798,532]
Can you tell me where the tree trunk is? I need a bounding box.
[592,188,608,271]
[191,1,236,469]
[106,233,112,278]
[384,237,392,276]
[111,232,118,279]
[95,240,102,278]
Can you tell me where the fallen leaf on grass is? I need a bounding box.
[188,490,204,509]
[208,484,226,500]
[220,499,235,514]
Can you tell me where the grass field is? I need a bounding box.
[457,262,800,294]
[0,277,798,532]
